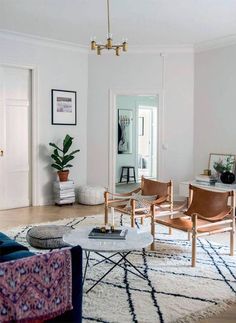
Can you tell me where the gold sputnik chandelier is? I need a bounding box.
[90,0,128,56]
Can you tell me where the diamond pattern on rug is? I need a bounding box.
[4,214,236,323]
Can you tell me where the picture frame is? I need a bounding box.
[51,89,77,125]
[208,153,236,175]
[117,109,133,154]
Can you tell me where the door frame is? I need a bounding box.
[1,63,39,206]
[108,89,164,193]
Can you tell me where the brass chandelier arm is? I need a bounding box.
[94,44,127,56]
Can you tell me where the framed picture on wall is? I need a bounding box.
[117,109,133,154]
[51,89,77,125]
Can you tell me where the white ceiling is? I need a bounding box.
[1,0,236,48]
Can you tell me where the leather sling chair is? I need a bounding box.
[104,176,173,249]
[153,184,235,267]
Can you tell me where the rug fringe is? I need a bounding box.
[175,297,236,323]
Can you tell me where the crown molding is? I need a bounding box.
[0,29,88,53]
[2,29,236,55]
[0,30,194,55]
[195,34,236,53]
[125,44,194,54]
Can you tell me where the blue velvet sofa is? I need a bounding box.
[0,232,83,323]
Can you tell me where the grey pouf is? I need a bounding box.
[26,225,73,249]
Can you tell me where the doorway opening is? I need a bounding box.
[138,106,157,179]
[115,95,158,194]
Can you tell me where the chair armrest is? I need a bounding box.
[104,189,141,206]
[158,199,188,213]
[107,198,130,205]
[105,187,141,198]
[126,196,168,209]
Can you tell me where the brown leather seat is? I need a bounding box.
[156,216,229,233]
[104,176,173,241]
[154,184,235,267]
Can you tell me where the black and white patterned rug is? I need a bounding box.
[5,215,236,323]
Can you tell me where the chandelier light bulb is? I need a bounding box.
[122,41,128,52]
[107,37,112,49]
[91,40,96,50]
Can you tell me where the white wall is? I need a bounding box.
[0,33,88,205]
[0,31,195,204]
[194,45,236,176]
[87,52,194,196]
[164,53,194,188]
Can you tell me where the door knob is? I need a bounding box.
[0,149,3,157]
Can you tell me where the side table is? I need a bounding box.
[179,180,236,212]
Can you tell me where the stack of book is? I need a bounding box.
[195,175,216,185]
[88,227,128,240]
[54,180,75,205]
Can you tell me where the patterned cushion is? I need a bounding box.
[124,192,157,213]
[26,225,73,249]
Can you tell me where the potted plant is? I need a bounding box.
[213,156,235,184]
[49,134,80,182]
[213,156,234,174]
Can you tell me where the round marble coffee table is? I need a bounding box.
[63,227,153,293]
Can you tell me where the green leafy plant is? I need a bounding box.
[213,156,234,174]
[49,134,80,172]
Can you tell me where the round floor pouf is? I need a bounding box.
[78,185,106,205]
[26,225,73,249]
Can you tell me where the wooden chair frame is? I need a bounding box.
[104,177,174,248]
[153,185,235,267]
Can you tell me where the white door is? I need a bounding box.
[0,66,31,210]
[138,106,157,179]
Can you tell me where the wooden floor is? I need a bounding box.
[0,204,104,231]
[1,204,236,322]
